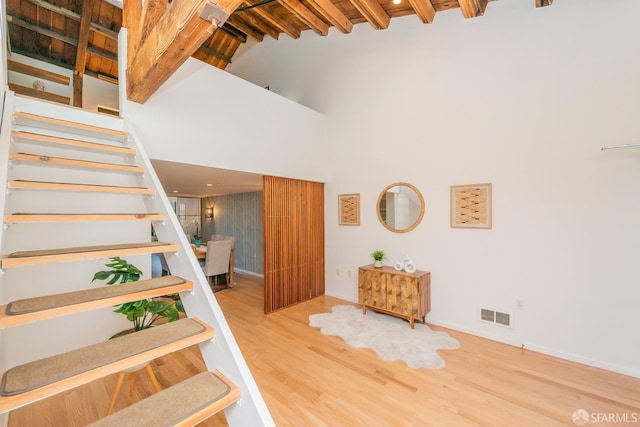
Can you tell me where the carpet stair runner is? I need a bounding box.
[0,242,179,268]
[0,96,251,425]
[0,318,214,413]
[0,276,192,328]
[89,370,240,427]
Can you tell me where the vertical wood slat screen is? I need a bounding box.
[263,176,325,314]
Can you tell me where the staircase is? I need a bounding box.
[0,92,274,426]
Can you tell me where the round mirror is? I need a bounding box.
[376,182,425,233]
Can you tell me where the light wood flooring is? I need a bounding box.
[9,272,640,426]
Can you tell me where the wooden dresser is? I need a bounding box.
[358,264,431,328]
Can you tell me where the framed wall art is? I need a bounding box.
[450,183,492,229]
[338,193,360,226]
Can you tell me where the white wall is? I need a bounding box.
[228,0,640,377]
[83,74,119,112]
[122,57,328,183]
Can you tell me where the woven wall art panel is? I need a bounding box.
[450,183,492,229]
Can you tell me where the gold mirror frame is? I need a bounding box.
[376,182,425,233]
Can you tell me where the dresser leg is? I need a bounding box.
[410,318,415,329]
[362,305,367,315]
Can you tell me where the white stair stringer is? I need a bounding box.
[0,91,274,426]
[126,122,276,427]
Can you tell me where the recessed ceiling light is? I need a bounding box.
[172,190,178,193]
[393,0,401,4]
[206,183,213,187]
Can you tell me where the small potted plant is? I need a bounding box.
[92,257,184,334]
[371,249,385,268]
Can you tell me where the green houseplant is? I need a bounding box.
[92,257,184,332]
[371,249,385,268]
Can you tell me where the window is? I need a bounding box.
[169,197,201,241]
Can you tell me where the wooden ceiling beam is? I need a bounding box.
[348,0,389,30]
[87,45,119,62]
[7,60,70,85]
[7,14,117,63]
[8,83,71,104]
[93,73,119,84]
[73,0,94,107]
[14,48,118,84]
[127,0,243,103]
[138,0,169,49]
[536,0,553,7]
[477,0,488,15]
[249,5,300,38]
[227,16,266,41]
[304,0,352,33]
[458,0,477,19]
[197,44,233,63]
[123,0,142,69]
[407,0,435,24]
[220,23,248,43]
[278,0,329,36]
[11,48,74,71]
[22,0,119,40]
[7,15,77,46]
[231,13,279,40]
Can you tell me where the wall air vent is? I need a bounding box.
[495,311,510,327]
[481,308,495,322]
[480,307,512,328]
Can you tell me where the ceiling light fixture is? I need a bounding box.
[393,0,401,4]
[205,207,214,218]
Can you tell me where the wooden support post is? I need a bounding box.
[73,0,94,107]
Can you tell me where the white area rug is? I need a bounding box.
[309,305,460,369]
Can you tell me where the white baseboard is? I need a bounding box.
[234,268,263,278]
[324,290,356,303]
[429,318,640,379]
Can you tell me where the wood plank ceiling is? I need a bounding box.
[5,0,553,105]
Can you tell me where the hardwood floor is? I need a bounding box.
[9,272,640,426]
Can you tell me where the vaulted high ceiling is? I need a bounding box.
[5,0,553,105]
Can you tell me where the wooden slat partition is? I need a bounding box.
[263,176,324,313]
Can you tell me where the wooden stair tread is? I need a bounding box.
[1,242,179,268]
[9,153,144,174]
[4,213,165,223]
[7,180,153,195]
[0,318,214,413]
[88,370,239,427]
[0,276,191,329]
[11,131,135,155]
[13,112,128,142]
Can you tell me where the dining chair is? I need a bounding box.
[202,240,232,286]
